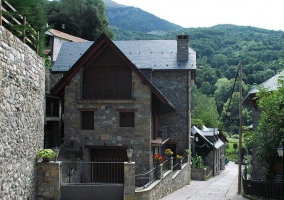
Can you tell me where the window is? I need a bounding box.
[81,111,94,130]
[83,65,132,99]
[120,112,134,127]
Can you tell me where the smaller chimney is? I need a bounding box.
[176,35,189,61]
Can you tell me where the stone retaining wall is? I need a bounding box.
[0,26,45,199]
[36,162,61,200]
[135,163,191,200]
[191,168,207,181]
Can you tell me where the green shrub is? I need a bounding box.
[37,149,56,159]
[231,134,239,139]
[192,154,204,168]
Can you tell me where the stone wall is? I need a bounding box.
[135,163,191,200]
[36,162,61,200]
[0,26,45,199]
[191,168,207,181]
[152,70,192,152]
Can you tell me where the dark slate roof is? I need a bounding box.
[243,70,284,102]
[52,40,196,72]
[52,42,93,72]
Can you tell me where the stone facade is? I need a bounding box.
[64,69,152,173]
[203,146,225,176]
[0,26,45,199]
[191,168,207,181]
[36,162,61,200]
[135,162,191,200]
[152,70,192,153]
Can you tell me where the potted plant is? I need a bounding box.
[183,149,190,157]
[152,154,164,165]
[176,154,184,161]
[165,149,174,158]
[191,154,204,168]
[37,149,56,162]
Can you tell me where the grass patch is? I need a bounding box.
[226,138,244,162]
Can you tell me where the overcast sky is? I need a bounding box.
[112,0,284,31]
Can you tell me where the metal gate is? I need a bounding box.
[60,161,124,200]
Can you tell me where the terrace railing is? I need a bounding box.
[0,0,39,53]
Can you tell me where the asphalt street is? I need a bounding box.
[161,161,247,200]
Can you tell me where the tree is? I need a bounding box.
[255,76,284,180]
[4,0,48,55]
[46,0,114,40]
[191,87,220,127]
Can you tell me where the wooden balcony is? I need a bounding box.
[151,126,170,146]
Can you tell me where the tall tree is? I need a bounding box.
[255,77,284,180]
[191,87,220,127]
[46,0,114,40]
[3,0,48,55]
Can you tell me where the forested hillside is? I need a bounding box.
[103,0,182,39]
[181,25,284,130]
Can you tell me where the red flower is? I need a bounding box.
[152,154,164,162]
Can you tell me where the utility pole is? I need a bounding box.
[238,61,243,194]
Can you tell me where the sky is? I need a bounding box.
[112,0,284,31]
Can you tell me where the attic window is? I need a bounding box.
[82,65,132,100]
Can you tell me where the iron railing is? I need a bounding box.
[243,177,284,199]
[135,167,156,189]
[162,158,171,174]
[61,160,124,185]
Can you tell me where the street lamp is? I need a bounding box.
[126,146,133,163]
[277,144,284,180]
[226,108,240,125]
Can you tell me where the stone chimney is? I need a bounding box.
[176,35,189,61]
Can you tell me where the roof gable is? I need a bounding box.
[50,33,175,109]
[46,29,88,42]
[243,70,284,103]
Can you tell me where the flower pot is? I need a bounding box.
[154,160,162,165]
[42,158,50,162]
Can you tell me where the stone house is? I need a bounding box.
[45,28,88,63]
[191,126,227,176]
[49,33,196,180]
[243,70,284,179]
[44,29,88,149]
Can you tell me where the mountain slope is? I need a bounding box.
[103,0,182,38]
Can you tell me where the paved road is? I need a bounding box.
[161,161,247,200]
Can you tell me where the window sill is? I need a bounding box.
[77,99,135,104]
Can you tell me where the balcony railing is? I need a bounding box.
[0,0,39,53]
[151,126,170,145]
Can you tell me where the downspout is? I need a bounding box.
[187,72,190,149]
